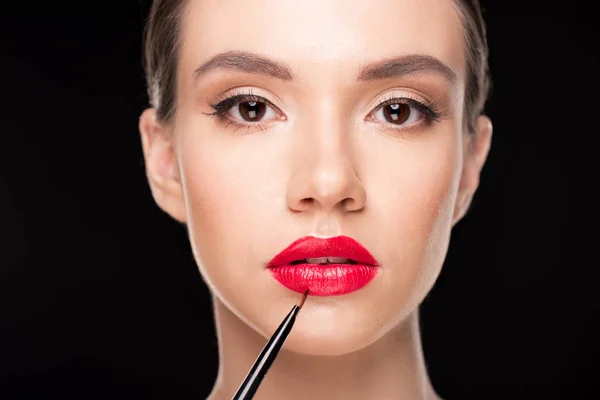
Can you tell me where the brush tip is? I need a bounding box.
[297,289,309,308]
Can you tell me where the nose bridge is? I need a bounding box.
[286,96,366,214]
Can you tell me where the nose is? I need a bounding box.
[286,126,366,214]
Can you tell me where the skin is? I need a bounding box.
[139,0,492,399]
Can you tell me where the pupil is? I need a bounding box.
[239,101,266,121]
[384,103,410,124]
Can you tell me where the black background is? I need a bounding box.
[1,1,597,399]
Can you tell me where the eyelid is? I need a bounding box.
[215,94,280,114]
[367,90,430,112]
[209,86,285,110]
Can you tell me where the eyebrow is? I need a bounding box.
[357,54,456,83]
[193,51,295,81]
[193,50,456,84]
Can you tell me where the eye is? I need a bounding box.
[208,94,284,126]
[370,100,424,126]
[366,95,444,131]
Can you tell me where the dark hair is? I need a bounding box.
[453,0,492,135]
[143,0,491,134]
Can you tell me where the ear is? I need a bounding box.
[452,115,493,225]
[139,108,187,223]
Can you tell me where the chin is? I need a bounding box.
[275,303,395,357]
[283,330,375,357]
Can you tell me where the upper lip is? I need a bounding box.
[267,235,379,267]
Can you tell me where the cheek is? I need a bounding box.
[368,131,462,311]
[179,128,279,221]
[174,128,286,285]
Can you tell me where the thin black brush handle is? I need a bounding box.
[232,305,300,400]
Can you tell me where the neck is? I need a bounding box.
[207,296,440,400]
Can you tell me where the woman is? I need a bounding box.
[138,0,493,398]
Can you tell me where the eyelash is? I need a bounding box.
[206,90,279,133]
[373,93,444,124]
[205,89,444,134]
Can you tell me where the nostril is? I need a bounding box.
[341,197,359,210]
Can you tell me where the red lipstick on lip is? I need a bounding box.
[267,236,379,296]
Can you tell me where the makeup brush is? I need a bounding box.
[232,289,309,400]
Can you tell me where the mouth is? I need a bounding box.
[289,257,359,265]
[267,236,379,296]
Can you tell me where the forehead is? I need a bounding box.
[179,0,466,85]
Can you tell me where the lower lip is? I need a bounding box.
[269,264,378,296]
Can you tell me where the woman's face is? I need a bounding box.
[141,0,491,355]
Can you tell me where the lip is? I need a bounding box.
[267,236,379,296]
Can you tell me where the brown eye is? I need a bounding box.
[238,101,267,122]
[383,103,411,125]
[369,99,426,128]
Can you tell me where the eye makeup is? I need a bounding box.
[203,88,286,134]
[203,86,450,135]
[373,92,443,121]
